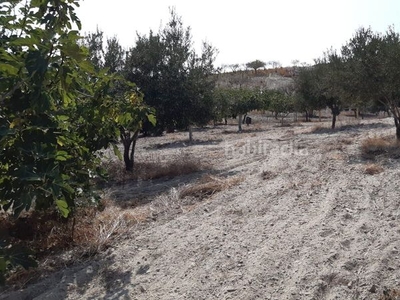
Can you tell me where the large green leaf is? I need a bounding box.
[55,199,70,217]
[112,143,122,160]
[146,113,156,126]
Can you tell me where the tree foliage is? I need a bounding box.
[125,9,218,137]
[0,0,154,280]
[0,0,100,218]
[267,89,295,124]
[82,33,156,170]
[246,59,266,74]
[341,27,400,137]
[296,26,400,134]
[294,66,325,121]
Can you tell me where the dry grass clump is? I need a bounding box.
[361,136,390,154]
[339,138,353,145]
[136,157,204,181]
[380,289,400,300]
[102,152,208,183]
[2,200,145,286]
[72,199,143,255]
[364,163,384,175]
[261,170,277,180]
[310,124,331,134]
[361,136,400,159]
[323,143,344,153]
[101,159,128,183]
[179,174,243,200]
[322,137,354,153]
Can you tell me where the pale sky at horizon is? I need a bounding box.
[76,0,400,67]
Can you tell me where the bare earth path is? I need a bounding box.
[2,117,400,300]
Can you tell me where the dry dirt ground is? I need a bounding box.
[2,114,400,300]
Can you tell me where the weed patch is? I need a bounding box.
[361,136,400,159]
[179,175,243,200]
[364,163,384,175]
[102,151,208,183]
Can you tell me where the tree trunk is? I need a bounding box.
[123,129,140,172]
[238,113,243,132]
[123,138,133,171]
[319,109,321,122]
[224,117,227,125]
[397,125,400,140]
[129,130,139,166]
[188,125,193,143]
[395,118,400,140]
[242,114,247,124]
[329,105,340,130]
[166,125,174,133]
[332,114,336,129]
[305,110,309,122]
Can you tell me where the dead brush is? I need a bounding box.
[179,174,243,200]
[323,143,344,152]
[310,124,331,133]
[102,151,208,183]
[2,199,144,286]
[361,136,400,159]
[72,200,141,256]
[380,289,400,300]
[140,154,206,180]
[261,170,277,180]
[339,138,353,145]
[364,163,384,175]
[101,159,130,183]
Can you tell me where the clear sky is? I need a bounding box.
[76,0,400,68]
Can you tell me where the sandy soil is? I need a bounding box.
[2,115,400,300]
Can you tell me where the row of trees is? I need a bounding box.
[216,26,400,137]
[295,27,400,137]
[212,87,294,130]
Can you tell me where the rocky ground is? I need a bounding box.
[2,114,400,300]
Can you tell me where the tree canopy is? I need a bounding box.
[246,60,266,74]
[125,9,218,137]
[295,26,400,134]
[0,0,156,279]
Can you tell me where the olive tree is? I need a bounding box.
[341,27,400,138]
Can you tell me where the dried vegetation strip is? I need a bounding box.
[102,151,209,183]
[0,200,146,288]
[179,174,243,200]
[361,136,400,159]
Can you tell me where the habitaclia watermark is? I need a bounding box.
[224,139,309,159]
